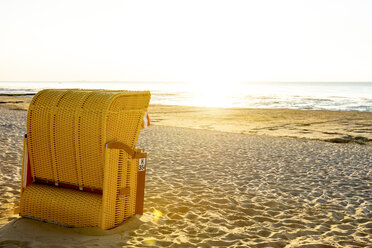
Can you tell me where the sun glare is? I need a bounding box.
[188,79,240,108]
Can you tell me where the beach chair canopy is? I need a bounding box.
[20,89,151,229]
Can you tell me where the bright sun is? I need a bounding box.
[188,79,240,108]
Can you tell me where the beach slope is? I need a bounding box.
[0,107,371,247]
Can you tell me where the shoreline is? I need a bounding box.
[1,95,371,145]
[148,105,372,145]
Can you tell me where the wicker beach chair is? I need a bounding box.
[19,89,151,229]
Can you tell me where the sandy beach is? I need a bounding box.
[0,98,371,247]
[1,95,371,144]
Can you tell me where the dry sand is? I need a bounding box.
[0,100,371,247]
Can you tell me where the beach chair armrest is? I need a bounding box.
[105,141,147,159]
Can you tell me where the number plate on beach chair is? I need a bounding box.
[138,158,146,171]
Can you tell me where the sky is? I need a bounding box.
[0,0,372,83]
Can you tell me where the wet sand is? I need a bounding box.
[148,105,372,145]
[0,99,371,247]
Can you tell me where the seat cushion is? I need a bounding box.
[20,184,102,227]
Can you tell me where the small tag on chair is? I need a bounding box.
[141,112,150,129]
[138,158,146,171]
[119,187,130,199]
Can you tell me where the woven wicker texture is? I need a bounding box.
[20,184,102,227]
[20,89,150,229]
[27,89,150,188]
[101,149,139,229]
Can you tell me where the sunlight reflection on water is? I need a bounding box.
[0,81,371,111]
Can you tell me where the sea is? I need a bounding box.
[0,81,371,112]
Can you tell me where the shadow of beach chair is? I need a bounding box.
[19,89,151,230]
